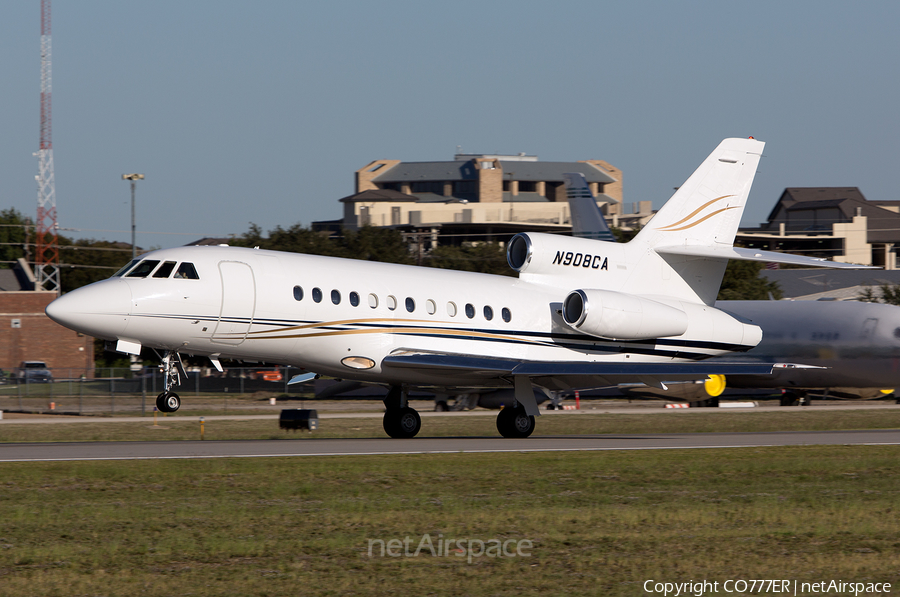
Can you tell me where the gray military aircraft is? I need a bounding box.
[565,172,899,405]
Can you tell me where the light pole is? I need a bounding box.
[122,173,144,261]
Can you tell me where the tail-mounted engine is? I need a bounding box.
[507,232,614,276]
[562,288,689,340]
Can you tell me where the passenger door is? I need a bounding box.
[212,261,256,345]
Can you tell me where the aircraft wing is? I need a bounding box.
[655,245,878,269]
[382,352,779,391]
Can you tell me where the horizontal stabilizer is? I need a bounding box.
[655,245,878,269]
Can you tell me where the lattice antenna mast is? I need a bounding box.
[35,0,60,292]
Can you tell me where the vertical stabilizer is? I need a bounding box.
[625,138,765,305]
[564,172,616,242]
[633,138,764,249]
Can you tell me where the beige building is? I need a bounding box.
[338,153,653,239]
[737,188,900,269]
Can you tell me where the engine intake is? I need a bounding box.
[562,289,689,340]
[507,234,533,271]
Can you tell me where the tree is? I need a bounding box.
[342,226,414,264]
[610,226,639,243]
[859,284,900,306]
[232,223,413,264]
[425,242,513,276]
[232,223,345,257]
[0,208,31,267]
[716,260,783,301]
[58,238,134,293]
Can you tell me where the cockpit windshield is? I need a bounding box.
[125,260,160,278]
[153,261,177,278]
[111,259,141,277]
[112,259,200,280]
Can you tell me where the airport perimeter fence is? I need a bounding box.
[0,366,309,416]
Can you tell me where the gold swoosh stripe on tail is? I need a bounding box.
[656,195,734,231]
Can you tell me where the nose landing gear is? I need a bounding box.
[155,350,186,413]
[156,391,181,413]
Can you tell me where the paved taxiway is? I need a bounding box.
[1,429,899,462]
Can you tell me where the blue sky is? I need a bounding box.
[1,1,898,250]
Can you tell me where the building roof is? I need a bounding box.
[764,187,900,243]
[0,269,29,291]
[338,189,419,203]
[0,260,35,291]
[372,160,615,184]
[497,161,615,183]
[373,161,478,182]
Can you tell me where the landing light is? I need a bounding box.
[342,356,376,370]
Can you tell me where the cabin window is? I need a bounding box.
[331,289,341,305]
[502,307,512,323]
[387,295,397,311]
[174,262,199,279]
[447,302,458,317]
[112,259,141,277]
[484,305,493,321]
[426,299,436,315]
[293,286,303,301]
[312,287,323,303]
[368,293,379,309]
[405,297,415,313]
[465,303,475,319]
[350,291,360,307]
[153,261,177,278]
[125,260,160,278]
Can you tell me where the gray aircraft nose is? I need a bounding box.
[45,280,132,338]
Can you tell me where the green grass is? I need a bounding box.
[1,408,900,443]
[0,447,898,596]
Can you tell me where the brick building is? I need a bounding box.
[0,284,94,377]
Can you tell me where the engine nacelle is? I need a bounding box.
[563,288,689,340]
[507,232,615,275]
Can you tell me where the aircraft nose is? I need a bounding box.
[45,280,132,339]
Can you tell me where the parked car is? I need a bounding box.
[15,361,53,383]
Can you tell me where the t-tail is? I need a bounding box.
[621,137,766,304]
[631,137,764,251]
[510,138,869,306]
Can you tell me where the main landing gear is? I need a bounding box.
[155,350,185,413]
[496,405,535,438]
[382,386,422,439]
[381,383,538,439]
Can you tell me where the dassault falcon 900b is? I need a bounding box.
[46,138,867,438]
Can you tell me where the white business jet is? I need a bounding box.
[46,138,861,438]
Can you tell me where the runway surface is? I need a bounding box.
[1,429,899,462]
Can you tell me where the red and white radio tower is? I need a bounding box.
[35,0,60,292]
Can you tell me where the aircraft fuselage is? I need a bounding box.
[47,244,758,391]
